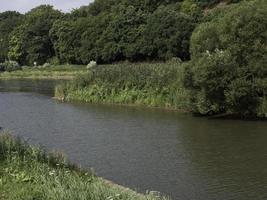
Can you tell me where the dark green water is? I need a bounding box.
[0,79,267,200]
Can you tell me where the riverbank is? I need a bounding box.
[54,62,267,119]
[0,65,86,80]
[0,133,169,200]
[55,62,191,111]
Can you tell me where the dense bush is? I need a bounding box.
[185,0,267,117]
[0,60,21,72]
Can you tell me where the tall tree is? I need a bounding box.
[0,11,23,62]
[8,5,62,65]
[143,4,196,60]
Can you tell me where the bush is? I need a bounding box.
[47,56,60,65]
[0,60,21,72]
[185,0,267,117]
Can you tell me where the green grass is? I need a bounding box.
[55,62,191,111]
[0,133,170,200]
[0,65,87,80]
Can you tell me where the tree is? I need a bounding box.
[79,11,112,64]
[0,11,23,62]
[49,0,199,64]
[8,5,62,65]
[50,18,88,64]
[96,5,148,63]
[144,4,196,61]
[185,0,267,117]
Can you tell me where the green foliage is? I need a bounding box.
[97,5,147,62]
[55,63,190,110]
[0,64,86,79]
[0,61,21,72]
[195,0,241,8]
[1,0,244,66]
[1,0,265,118]
[8,5,62,66]
[181,0,203,21]
[185,0,267,117]
[79,12,111,63]
[0,11,23,63]
[0,133,66,167]
[49,0,199,64]
[0,133,169,200]
[50,17,89,64]
[144,4,196,61]
[4,0,239,65]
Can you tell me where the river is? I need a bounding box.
[0,79,266,200]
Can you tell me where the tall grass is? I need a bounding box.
[0,133,170,200]
[0,133,68,168]
[0,65,87,79]
[55,62,190,110]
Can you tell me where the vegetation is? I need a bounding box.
[0,0,236,66]
[184,0,267,118]
[8,5,62,66]
[55,62,190,110]
[0,61,21,72]
[0,11,23,63]
[0,0,266,118]
[0,65,86,80]
[49,1,198,64]
[0,133,169,200]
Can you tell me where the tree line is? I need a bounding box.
[0,0,238,66]
[0,0,266,117]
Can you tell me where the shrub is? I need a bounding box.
[185,0,267,117]
[47,56,60,65]
[0,60,21,72]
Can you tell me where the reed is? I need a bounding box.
[0,65,86,80]
[55,62,191,111]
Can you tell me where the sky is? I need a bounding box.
[0,0,94,13]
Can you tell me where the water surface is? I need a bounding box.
[0,79,266,200]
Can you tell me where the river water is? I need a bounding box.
[0,79,267,200]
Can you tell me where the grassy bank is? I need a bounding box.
[55,62,191,111]
[0,65,87,80]
[0,133,169,200]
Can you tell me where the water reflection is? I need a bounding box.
[0,79,64,96]
[178,119,267,199]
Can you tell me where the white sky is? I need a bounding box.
[0,0,94,13]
